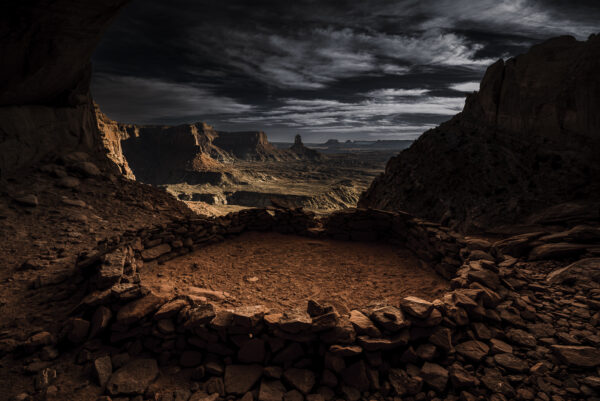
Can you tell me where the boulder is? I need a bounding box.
[24,331,55,354]
[506,329,537,348]
[259,380,287,401]
[388,368,423,396]
[154,299,188,320]
[190,392,220,401]
[117,293,165,325]
[66,318,90,344]
[224,365,263,395]
[356,331,409,351]
[401,296,434,319]
[547,258,600,284]
[15,194,38,207]
[230,305,268,327]
[181,303,216,328]
[420,362,448,392]
[93,356,112,387]
[493,353,528,373]
[551,345,600,367]
[340,360,369,391]
[283,368,315,394]
[141,243,172,261]
[106,358,159,395]
[449,363,478,388]
[455,340,489,362]
[529,243,588,261]
[266,311,312,334]
[73,161,101,177]
[349,310,381,337]
[370,306,409,331]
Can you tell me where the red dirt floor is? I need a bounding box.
[142,232,450,313]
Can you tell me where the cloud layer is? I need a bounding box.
[92,0,599,141]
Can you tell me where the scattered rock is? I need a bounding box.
[551,345,600,367]
[493,353,528,373]
[283,389,303,401]
[420,362,448,392]
[455,340,489,362]
[15,194,38,207]
[188,287,229,301]
[340,360,369,391]
[94,355,112,387]
[283,368,315,394]
[117,293,165,325]
[370,306,409,331]
[141,243,172,261]
[349,310,381,337]
[73,161,101,177]
[66,317,90,344]
[388,368,423,396]
[401,296,434,318]
[23,331,54,354]
[58,176,80,188]
[224,365,263,395]
[529,243,588,261]
[259,380,286,401]
[449,363,478,388]
[106,358,159,395]
[547,258,600,284]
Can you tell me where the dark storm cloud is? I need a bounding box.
[92,0,600,141]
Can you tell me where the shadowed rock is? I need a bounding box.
[359,35,600,231]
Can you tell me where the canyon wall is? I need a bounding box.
[117,122,230,184]
[0,0,130,176]
[359,35,600,232]
[94,108,312,185]
[212,131,292,161]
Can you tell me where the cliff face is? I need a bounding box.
[117,122,229,184]
[463,35,600,145]
[0,0,130,175]
[359,35,600,232]
[94,107,302,184]
[94,104,136,179]
[212,131,293,161]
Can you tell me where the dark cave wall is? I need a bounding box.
[0,0,130,174]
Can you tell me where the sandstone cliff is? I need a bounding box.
[212,131,293,161]
[94,106,307,184]
[0,0,130,176]
[94,104,136,179]
[359,35,600,232]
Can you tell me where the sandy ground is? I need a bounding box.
[142,232,450,312]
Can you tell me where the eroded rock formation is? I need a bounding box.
[359,35,600,232]
[212,131,291,161]
[94,108,323,184]
[110,120,231,184]
[0,0,130,175]
[289,134,323,160]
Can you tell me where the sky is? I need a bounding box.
[92,0,600,142]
